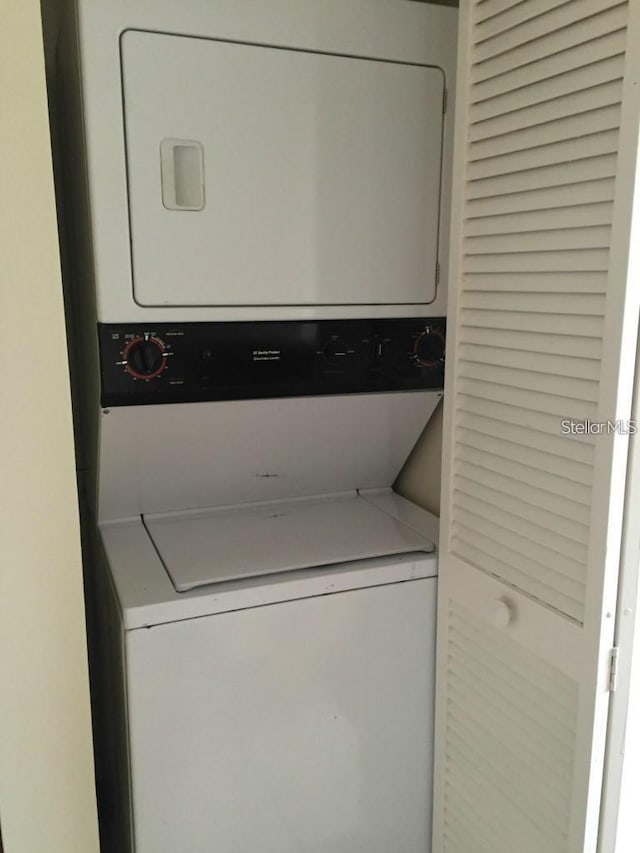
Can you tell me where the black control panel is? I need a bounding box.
[98,319,446,407]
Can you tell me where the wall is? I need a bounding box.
[600,327,640,849]
[614,568,640,850]
[395,401,443,516]
[0,2,100,851]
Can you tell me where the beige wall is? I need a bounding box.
[0,2,100,851]
[395,401,443,516]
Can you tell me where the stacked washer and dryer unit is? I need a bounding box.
[59,1,456,851]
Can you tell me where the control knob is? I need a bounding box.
[121,335,168,380]
[413,328,445,368]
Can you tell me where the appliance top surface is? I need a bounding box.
[144,492,434,592]
[100,489,439,629]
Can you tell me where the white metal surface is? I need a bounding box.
[99,490,439,629]
[125,575,437,853]
[361,487,440,547]
[145,493,434,591]
[71,0,456,321]
[97,391,441,521]
[435,1,640,852]
[122,30,444,309]
[99,493,440,849]
[64,5,453,851]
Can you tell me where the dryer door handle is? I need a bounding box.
[160,138,205,211]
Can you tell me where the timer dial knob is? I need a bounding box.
[123,336,168,380]
[413,328,445,368]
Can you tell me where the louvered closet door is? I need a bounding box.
[435,1,640,852]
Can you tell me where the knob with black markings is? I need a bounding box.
[122,335,168,380]
[413,328,445,368]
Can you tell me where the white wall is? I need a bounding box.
[600,334,640,851]
[395,401,443,516]
[0,2,100,851]
[615,613,640,850]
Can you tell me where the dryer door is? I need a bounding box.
[120,30,444,308]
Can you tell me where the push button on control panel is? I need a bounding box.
[324,337,351,361]
[322,336,368,365]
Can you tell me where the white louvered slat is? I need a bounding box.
[453,439,594,502]
[475,0,539,25]
[470,56,624,122]
[446,733,570,845]
[451,529,588,612]
[436,0,639,849]
[468,132,619,180]
[446,737,567,836]
[476,0,622,47]
[457,378,599,421]
[452,510,587,585]
[466,177,616,217]
[452,634,576,717]
[444,784,543,853]
[471,30,627,101]
[440,602,578,852]
[472,5,628,81]
[467,158,617,199]
[464,205,614,236]
[461,291,605,315]
[456,408,595,463]
[449,608,578,705]
[465,226,611,253]
[450,0,627,618]
[449,546,586,620]
[469,105,621,160]
[474,0,626,59]
[456,393,597,441]
[444,809,498,853]
[453,459,592,524]
[458,344,600,382]
[447,698,573,777]
[453,472,590,543]
[460,307,603,335]
[464,249,609,273]
[445,790,550,853]
[446,709,572,819]
[458,326,603,357]
[447,696,573,798]
[453,488,588,564]
[457,367,596,408]
[469,82,622,143]
[450,631,577,721]
[451,532,584,617]
[456,423,593,481]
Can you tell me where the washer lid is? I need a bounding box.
[143,494,434,592]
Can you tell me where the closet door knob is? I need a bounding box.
[488,598,513,629]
